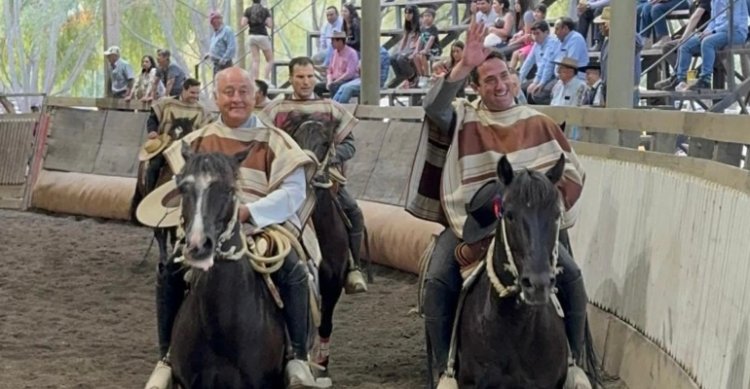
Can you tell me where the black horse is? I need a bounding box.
[132,114,198,264]
[451,155,581,388]
[283,113,352,370]
[169,143,286,388]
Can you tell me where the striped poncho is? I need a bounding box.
[406,99,585,240]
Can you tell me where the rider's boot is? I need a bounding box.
[343,205,367,294]
[558,273,592,389]
[155,258,186,359]
[280,258,332,388]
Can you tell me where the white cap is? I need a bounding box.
[103,46,121,56]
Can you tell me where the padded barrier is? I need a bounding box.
[31,170,136,220]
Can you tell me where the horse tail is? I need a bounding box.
[583,317,603,388]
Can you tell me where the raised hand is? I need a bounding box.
[460,18,490,70]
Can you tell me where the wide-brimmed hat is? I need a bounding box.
[463,180,502,244]
[103,45,121,56]
[594,7,611,24]
[136,179,181,228]
[578,60,601,72]
[331,31,347,40]
[552,57,581,71]
[138,133,173,161]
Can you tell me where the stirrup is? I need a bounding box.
[436,374,459,389]
[285,359,332,388]
[144,359,172,389]
[344,269,368,294]
[564,364,592,389]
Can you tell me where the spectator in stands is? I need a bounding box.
[414,8,442,87]
[433,41,467,97]
[577,0,609,50]
[313,6,343,66]
[332,46,391,103]
[315,31,359,97]
[595,7,644,104]
[342,3,361,53]
[655,0,711,88]
[104,46,135,99]
[155,49,186,98]
[659,0,748,91]
[579,60,605,106]
[254,79,272,108]
[475,0,498,26]
[242,0,274,82]
[389,5,421,88]
[126,55,164,103]
[503,3,546,70]
[637,0,650,33]
[554,17,589,81]
[640,0,691,48]
[206,11,237,77]
[520,20,561,104]
[551,57,587,139]
[485,0,514,48]
[510,71,528,103]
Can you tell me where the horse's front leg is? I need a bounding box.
[154,227,169,265]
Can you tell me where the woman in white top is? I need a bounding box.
[126,55,165,103]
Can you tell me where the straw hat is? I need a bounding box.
[138,133,172,161]
[552,57,581,71]
[103,46,121,56]
[594,7,611,24]
[136,179,182,228]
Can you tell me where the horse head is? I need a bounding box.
[175,141,250,270]
[495,154,565,305]
[168,114,197,140]
[282,112,338,168]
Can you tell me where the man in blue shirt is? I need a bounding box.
[520,20,561,104]
[663,0,748,91]
[554,17,589,81]
[206,11,237,76]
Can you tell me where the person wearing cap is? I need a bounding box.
[579,61,605,106]
[139,78,212,194]
[155,49,187,98]
[206,11,236,76]
[314,31,359,98]
[332,46,391,104]
[413,19,588,388]
[258,56,368,294]
[519,20,561,104]
[145,66,332,389]
[103,46,135,99]
[594,6,643,104]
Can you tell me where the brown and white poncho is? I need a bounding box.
[406,99,585,240]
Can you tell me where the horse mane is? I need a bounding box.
[281,112,340,140]
[504,169,559,210]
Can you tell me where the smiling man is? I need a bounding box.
[410,19,589,388]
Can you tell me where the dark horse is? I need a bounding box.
[283,113,351,370]
[169,143,286,388]
[451,155,573,388]
[131,115,198,264]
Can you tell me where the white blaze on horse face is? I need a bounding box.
[186,174,214,251]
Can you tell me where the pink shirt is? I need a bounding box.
[328,45,359,83]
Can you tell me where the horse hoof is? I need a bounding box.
[344,270,368,295]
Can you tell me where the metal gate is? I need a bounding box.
[0,113,40,209]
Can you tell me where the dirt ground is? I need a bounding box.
[0,209,425,389]
[0,209,625,389]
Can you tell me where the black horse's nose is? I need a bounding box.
[520,272,554,290]
[188,236,214,260]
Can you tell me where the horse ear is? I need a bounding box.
[497,155,514,186]
[180,140,194,161]
[546,154,566,184]
[559,121,566,133]
[232,147,251,167]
